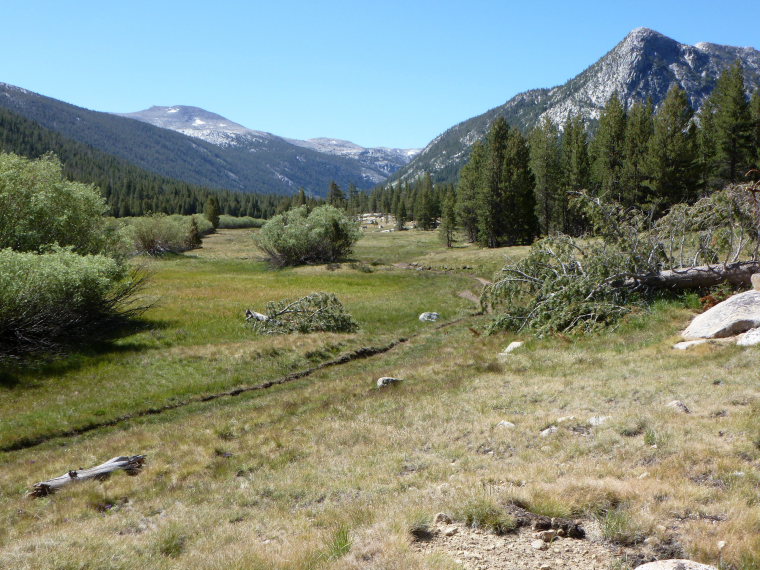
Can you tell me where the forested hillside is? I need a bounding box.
[0,106,285,217]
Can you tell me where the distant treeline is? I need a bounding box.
[365,62,760,247]
[0,106,290,218]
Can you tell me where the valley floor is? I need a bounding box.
[1,229,759,569]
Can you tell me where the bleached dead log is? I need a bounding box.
[625,261,760,290]
[28,455,146,498]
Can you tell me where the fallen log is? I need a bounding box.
[28,455,146,498]
[625,261,760,290]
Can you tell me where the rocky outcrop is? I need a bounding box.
[682,290,760,339]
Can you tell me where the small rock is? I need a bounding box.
[557,416,576,423]
[634,560,717,570]
[434,512,452,525]
[376,377,403,388]
[531,539,548,550]
[540,565,552,570]
[496,420,516,429]
[443,525,458,536]
[752,273,760,291]
[638,472,650,479]
[502,341,524,354]
[244,309,268,322]
[717,540,727,550]
[666,400,690,413]
[540,426,558,437]
[737,327,760,346]
[673,339,710,350]
[537,529,559,542]
[588,415,611,426]
[419,312,440,322]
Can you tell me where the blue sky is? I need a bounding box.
[3,1,758,148]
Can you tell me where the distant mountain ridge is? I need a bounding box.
[0,86,415,196]
[394,28,760,185]
[118,105,420,185]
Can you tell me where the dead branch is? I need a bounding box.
[28,455,146,498]
[623,261,760,290]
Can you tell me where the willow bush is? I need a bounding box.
[254,205,361,266]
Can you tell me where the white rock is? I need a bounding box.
[502,341,524,354]
[634,560,717,570]
[531,539,548,550]
[496,420,516,429]
[540,426,558,437]
[683,290,760,339]
[673,339,710,350]
[376,377,403,388]
[419,312,440,322]
[557,416,576,423]
[666,400,690,413]
[752,273,760,291]
[588,415,611,426]
[737,327,760,346]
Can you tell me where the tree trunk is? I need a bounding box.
[626,261,760,290]
[28,455,146,498]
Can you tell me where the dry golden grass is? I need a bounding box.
[1,230,759,569]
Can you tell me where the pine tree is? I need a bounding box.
[204,196,220,229]
[439,189,457,247]
[591,92,627,200]
[697,96,721,191]
[621,99,654,207]
[501,129,537,245]
[414,173,436,229]
[529,117,562,234]
[456,142,485,242]
[477,118,511,247]
[645,85,698,208]
[561,114,590,234]
[751,89,760,170]
[711,61,753,182]
[327,181,345,208]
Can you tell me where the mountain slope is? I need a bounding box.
[0,86,391,196]
[395,28,760,185]
[119,105,419,183]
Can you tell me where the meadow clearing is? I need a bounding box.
[1,228,759,569]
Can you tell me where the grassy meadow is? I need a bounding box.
[1,228,759,569]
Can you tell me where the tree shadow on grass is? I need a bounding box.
[0,316,175,389]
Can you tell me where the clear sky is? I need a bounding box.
[3,0,758,149]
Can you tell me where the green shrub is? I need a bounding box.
[218,215,266,229]
[0,248,142,357]
[254,205,361,266]
[456,497,518,535]
[125,214,208,255]
[0,152,128,256]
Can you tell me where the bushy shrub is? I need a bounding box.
[218,215,266,229]
[0,152,128,256]
[125,214,209,255]
[0,248,142,357]
[254,205,361,266]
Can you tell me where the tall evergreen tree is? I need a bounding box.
[414,173,436,229]
[561,114,590,234]
[621,99,654,207]
[204,196,220,229]
[591,92,627,200]
[710,61,753,182]
[456,142,485,242]
[501,129,538,245]
[439,188,457,247]
[645,85,698,207]
[529,117,562,234]
[477,118,511,247]
[751,89,760,170]
[327,181,345,208]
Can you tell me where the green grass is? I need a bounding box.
[0,230,477,450]
[2,228,760,569]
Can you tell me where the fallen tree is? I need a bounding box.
[484,184,760,335]
[28,455,146,498]
[246,292,359,334]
